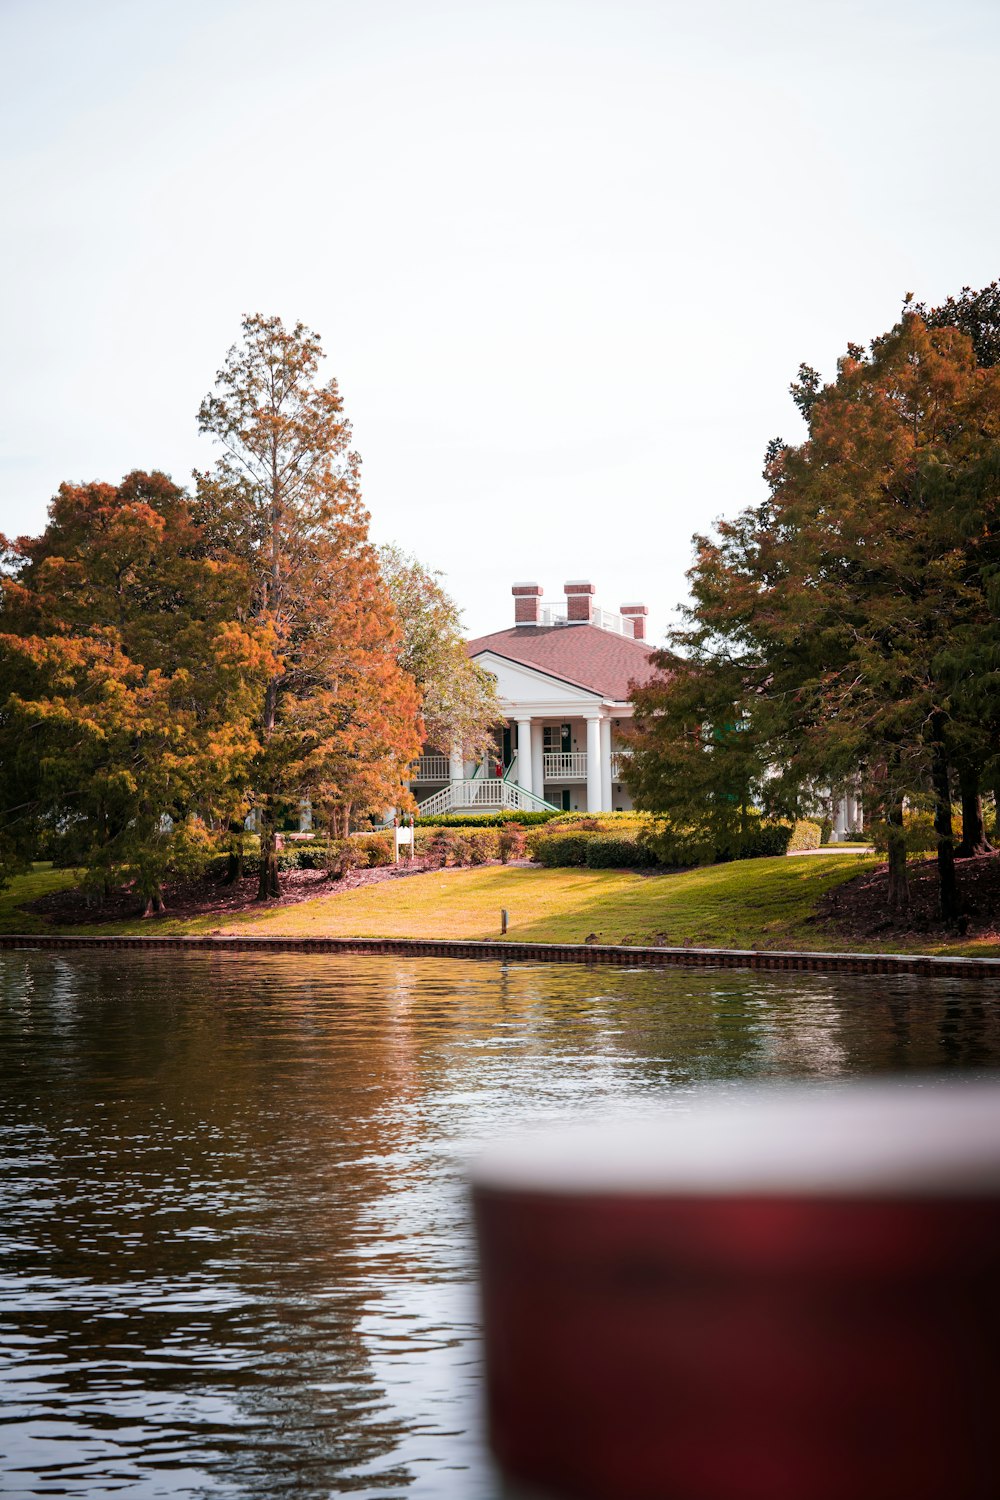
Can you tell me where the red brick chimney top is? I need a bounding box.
[620,603,648,641]
[564,580,595,623]
[512,581,543,625]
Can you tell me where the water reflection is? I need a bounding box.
[1,952,998,1497]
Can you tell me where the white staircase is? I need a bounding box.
[416,775,558,816]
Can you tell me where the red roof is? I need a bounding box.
[467,624,661,701]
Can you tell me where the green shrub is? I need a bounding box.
[788,819,821,852]
[546,810,649,829]
[417,810,560,828]
[533,833,597,867]
[296,842,329,870]
[731,823,793,859]
[584,834,657,869]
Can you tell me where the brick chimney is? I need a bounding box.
[512,582,543,625]
[564,580,595,624]
[621,603,648,641]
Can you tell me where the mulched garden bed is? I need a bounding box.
[28,857,440,926]
[814,851,1000,943]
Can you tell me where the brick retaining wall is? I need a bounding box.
[1,933,998,979]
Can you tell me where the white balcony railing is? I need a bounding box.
[410,755,450,782]
[610,751,631,781]
[543,752,588,782]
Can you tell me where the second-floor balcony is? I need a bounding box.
[413,747,633,789]
[411,754,451,783]
[543,752,587,782]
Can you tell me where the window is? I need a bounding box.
[543,723,572,753]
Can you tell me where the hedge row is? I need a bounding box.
[206,812,806,879]
[414,810,560,828]
[532,832,659,869]
[530,821,796,869]
[207,834,398,879]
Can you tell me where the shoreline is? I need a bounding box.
[2,931,999,979]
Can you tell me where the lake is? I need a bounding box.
[1,951,998,1498]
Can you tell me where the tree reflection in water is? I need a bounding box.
[1,952,998,1497]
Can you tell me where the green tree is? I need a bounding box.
[378,544,501,760]
[628,309,1000,923]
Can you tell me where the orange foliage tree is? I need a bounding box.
[0,472,270,908]
[196,314,421,897]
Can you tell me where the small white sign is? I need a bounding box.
[395,826,413,846]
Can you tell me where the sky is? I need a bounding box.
[2,0,1000,644]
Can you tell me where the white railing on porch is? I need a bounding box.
[416,778,558,815]
[542,751,587,782]
[411,754,451,782]
[609,751,631,780]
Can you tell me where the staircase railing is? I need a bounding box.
[416,777,558,815]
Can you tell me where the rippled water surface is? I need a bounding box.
[1,952,998,1497]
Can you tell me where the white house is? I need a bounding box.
[407,577,863,837]
[411,581,658,815]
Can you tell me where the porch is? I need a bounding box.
[410,723,633,816]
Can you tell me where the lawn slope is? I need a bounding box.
[222,854,875,949]
[5,853,995,956]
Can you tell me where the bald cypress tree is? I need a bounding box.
[197,315,421,898]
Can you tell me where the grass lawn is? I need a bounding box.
[220,854,885,949]
[3,853,996,956]
[0,864,78,933]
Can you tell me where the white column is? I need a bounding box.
[517,719,533,795]
[833,794,849,841]
[449,743,464,781]
[586,716,601,812]
[531,729,544,799]
[600,718,612,811]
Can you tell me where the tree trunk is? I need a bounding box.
[886,794,909,916]
[256,675,281,901]
[956,765,991,858]
[257,801,280,901]
[930,741,958,924]
[224,820,246,883]
[141,886,166,918]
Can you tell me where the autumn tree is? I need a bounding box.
[196,314,421,896]
[378,544,501,759]
[0,472,268,909]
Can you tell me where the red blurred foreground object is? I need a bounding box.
[471,1083,1000,1500]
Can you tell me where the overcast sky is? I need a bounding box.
[2,0,999,642]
